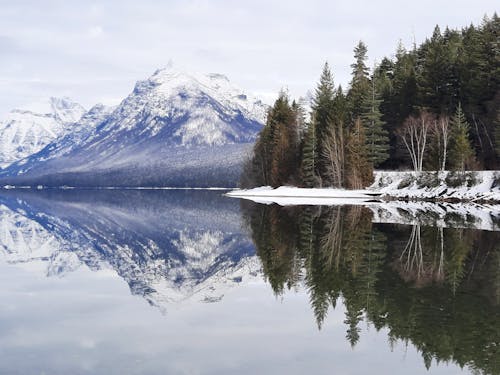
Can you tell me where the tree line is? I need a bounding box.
[242,14,499,189]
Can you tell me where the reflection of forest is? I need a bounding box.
[242,202,500,374]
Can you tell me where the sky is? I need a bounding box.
[0,0,497,116]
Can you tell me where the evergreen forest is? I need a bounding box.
[242,14,500,189]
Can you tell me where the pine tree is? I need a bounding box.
[312,63,336,180]
[418,25,459,113]
[348,41,371,120]
[249,120,273,186]
[243,91,300,188]
[268,91,299,187]
[313,62,336,138]
[449,104,475,171]
[361,75,389,167]
[301,114,320,187]
[392,41,419,123]
[495,108,500,158]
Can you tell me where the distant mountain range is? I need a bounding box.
[0,97,86,168]
[0,68,267,187]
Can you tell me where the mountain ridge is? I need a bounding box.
[0,68,266,187]
[0,97,86,168]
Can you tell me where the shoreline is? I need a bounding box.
[227,170,500,205]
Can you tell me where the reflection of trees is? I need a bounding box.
[242,201,500,374]
[391,225,474,291]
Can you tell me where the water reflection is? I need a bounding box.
[0,189,257,310]
[0,189,498,374]
[241,201,500,374]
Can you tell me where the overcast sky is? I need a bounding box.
[0,0,497,115]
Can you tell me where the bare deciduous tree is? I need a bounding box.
[321,121,344,188]
[429,115,450,171]
[398,112,433,172]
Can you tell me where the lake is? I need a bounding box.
[0,189,498,375]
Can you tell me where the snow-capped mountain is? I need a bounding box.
[0,97,86,168]
[32,103,115,163]
[0,189,260,310]
[0,68,267,187]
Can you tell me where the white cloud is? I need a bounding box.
[87,25,103,38]
[0,0,497,115]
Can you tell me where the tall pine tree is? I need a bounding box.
[449,103,475,171]
[268,92,300,187]
[361,74,389,167]
[348,41,371,120]
[243,91,300,188]
[301,114,320,188]
[312,63,336,182]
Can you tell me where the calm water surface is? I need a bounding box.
[0,190,498,375]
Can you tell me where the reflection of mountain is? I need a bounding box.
[242,201,500,375]
[0,190,259,310]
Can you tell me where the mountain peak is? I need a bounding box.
[49,97,86,124]
[121,67,267,148]
[0,97,87,168]
[134,68,267,125]
[0,69,267,187]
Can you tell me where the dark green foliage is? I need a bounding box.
[301,115,320,188]
[376,15,498,170]
[241,14,498,190]
[383,15,497,170]
[312,63,336,181]
[417,26,461,113]
[270,95,300,187]
[495,108,500,157]
[361,78,390,166]
[313,62,336,141]
[242,91,301,188]
[348,41,371,120]
[449,104,475,171]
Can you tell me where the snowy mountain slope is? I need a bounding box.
[0,97,86,168]
[0,68,266,187]
[19,103,115,166]
[0,189,260,310]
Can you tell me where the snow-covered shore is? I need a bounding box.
[227,170,500,204]
[372,170,499,202]
[226,186,382,206]
[226,172,500,231]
